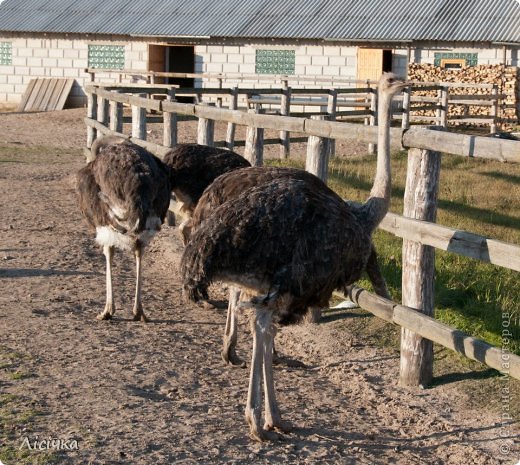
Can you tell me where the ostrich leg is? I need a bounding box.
[245,307,278,442]
[222,286,245,366]
[97,245,115,320]
[263,321,292,434]
[132,246,148,322]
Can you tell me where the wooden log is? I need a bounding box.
[440,86,449,129]
[401,86,411,130]
[131,93,147,140]
[163,88,177,148]
[402,128,520,163]
[97,96,109,128]
[244,107,264,166]
[280,80,291,159]
[305,115,330,182]
[400,146,441,388]
[490,85,498,134]
[379,212,520,272]
[197,103,215,147]
[109,100,123,133]
[327,89,338,157]
[86,92,97,149]
[345,286,520,381]
[226,87,238,150]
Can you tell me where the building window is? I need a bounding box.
[88,44,125,69]
[0,42,12,66]
[434,52,478,68]
[255,50,295,75]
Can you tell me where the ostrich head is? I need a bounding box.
[378,72,409,97]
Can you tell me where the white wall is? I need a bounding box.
[0,35,516,109]
[0,36,148,107]
[413,46,517,66]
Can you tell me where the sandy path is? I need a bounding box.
[0,109,518,464]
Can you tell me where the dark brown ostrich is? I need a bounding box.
[76,137,171,321]
[78,139,249,321]
[181,73,408,441]
[162,144,250,242]
[190,166,391,366]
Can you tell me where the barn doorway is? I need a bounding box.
[148,44,195,102]
[357,48,393,82]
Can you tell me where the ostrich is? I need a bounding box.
[189,166,391,366]
[162,144,250,242]
[78,139,249,321]
[181,73,407,441]
[76,137,171,321]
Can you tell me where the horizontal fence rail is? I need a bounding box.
[84,84,520,385]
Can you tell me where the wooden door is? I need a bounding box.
[357,48,393,83]
[148,44,166,83]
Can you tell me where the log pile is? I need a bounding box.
[408,63,519,127]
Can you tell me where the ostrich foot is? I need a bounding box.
[249,426,281,442]
[97,304,114,320]
[264,419,293,434]
[96,311,112,321]
[221,346,246,368]
[132,311,148,323]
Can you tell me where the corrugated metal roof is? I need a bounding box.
[0,0,518,43]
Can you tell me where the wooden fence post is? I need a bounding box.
[305,115,330,183]
[226,87,239,150]
[86,91,97,148]
[401,86,411,130]
[490,85,499,134]
[197,103,215,147]
[163,88,178,148]
[399,146,441,388]
[440,86,449,129]
[244,107,264,166]
[109,99,123,133]
[280,79,291,159]
[368,87,377,155]
[132,94,147,140]
[327,89,338,157]
[97,96,109,129]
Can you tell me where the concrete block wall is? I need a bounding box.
[413,46,517,66]
[0,36,148,108]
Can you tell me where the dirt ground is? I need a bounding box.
[0,108,518,464]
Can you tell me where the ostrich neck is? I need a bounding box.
[365,92,393,231]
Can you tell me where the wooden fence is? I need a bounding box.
[84,84,520,386]
[86,69,505,135]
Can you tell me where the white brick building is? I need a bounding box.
[0,0,518,109]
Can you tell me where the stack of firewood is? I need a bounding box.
[408,63,519,126]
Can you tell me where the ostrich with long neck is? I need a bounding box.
[190,166,391,366]
[181,73,407,441]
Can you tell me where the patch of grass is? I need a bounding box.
[0,143,81,164]
[0,346,59,465]
[267,151,520,356]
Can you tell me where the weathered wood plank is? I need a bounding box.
[305,115,330,182]
[345,286,520,381]
[244,108,264,166]
[379,213,520,272]
[402,128,520,163]
[400,147,441,388]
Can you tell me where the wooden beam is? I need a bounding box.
[379,213,520,272]
[400,147,441,388]
[345,286,520,381]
